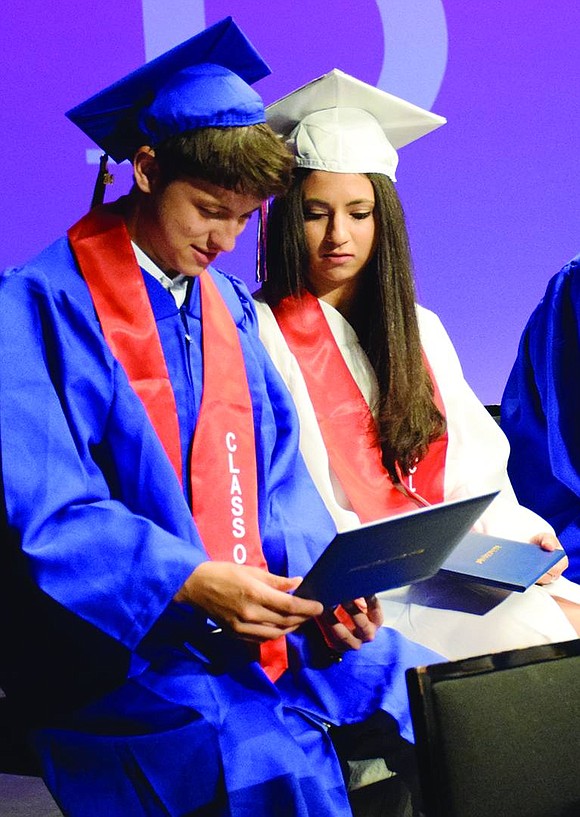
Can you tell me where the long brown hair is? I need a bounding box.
[261,168,446,478]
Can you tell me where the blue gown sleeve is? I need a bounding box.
[0,259,207,652]
[502,255,580,582]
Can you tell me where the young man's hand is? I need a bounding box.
[175,561,324,642]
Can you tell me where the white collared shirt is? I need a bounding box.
[132,242,189,308]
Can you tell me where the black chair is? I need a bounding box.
[0,692,42,777]
[484,403,501,425]
[406,638,580,817]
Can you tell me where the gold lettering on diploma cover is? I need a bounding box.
[347,548,426,574]
[476,544,502,565]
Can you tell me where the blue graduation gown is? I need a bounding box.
[0,222,442,817]
[502,254,580,584]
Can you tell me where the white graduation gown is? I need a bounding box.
[256,297,580,660]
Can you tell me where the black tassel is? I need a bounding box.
[256,199,269,282]
[90,154,114,209]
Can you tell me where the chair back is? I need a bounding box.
[406,638,580,817]
[484,404,501,424]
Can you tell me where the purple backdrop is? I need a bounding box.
[2,1,579,402]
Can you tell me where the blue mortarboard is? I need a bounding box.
[66,17,270,164]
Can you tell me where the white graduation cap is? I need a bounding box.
[266,69,446,181]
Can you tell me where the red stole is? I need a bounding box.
[272,291,448,523]
[68,206,287,682]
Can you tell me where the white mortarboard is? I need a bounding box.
[266,69,446,181]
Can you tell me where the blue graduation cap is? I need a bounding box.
[66,17,270,164]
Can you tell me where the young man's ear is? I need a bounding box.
[133,146,159,194]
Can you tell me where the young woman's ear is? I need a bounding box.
[133,146,159,194]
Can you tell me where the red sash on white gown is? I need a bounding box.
[68,206,288,682]
[272,290,448,522]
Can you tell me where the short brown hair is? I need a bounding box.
[152,125,294,199]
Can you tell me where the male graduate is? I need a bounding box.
[0,18,441,817]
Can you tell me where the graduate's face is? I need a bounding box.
[302,171,377,305]
[130,149,262,277]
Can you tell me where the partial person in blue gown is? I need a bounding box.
[502,253,580,585]
[0,18,443,817]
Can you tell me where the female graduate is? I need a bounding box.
[256,69,580,660]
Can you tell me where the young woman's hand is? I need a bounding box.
[315,595,384,653]
[531,532,569,584]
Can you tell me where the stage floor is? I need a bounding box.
[0,773,63,816]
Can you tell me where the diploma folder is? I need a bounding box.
[294,492,499,607]
[439,531,563,591]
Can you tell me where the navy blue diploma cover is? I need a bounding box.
[439,531,563,591]
[294,492,499,607]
